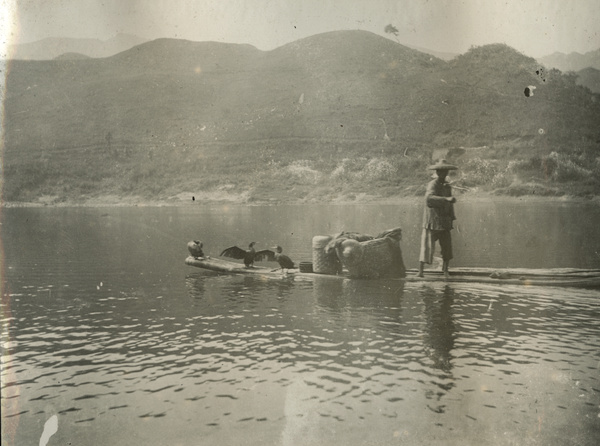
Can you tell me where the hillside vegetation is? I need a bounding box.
[576,67,600,93]
[4,31,600,205]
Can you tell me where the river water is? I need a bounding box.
[1,201,600,445]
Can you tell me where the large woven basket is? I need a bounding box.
[312,235,342,274]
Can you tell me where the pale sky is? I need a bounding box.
[2,0,599,58]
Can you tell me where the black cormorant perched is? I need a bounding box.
[220,242,275,268]
[272,245,296,272]
[187,240,205,258]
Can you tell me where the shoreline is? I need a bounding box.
[3,191,600,208]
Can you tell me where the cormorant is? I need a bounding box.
[220,242,274,268]
[271,245,296,272]
[187,240,205,258]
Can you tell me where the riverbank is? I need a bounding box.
[3,189,599,208]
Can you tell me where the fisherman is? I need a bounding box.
[417,159,458,279]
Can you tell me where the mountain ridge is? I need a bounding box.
[538,48,600,72]
[4,31,600,204]
[7,33,149,60]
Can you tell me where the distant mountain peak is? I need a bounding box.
[8,34,148,60]
[53,52,91,61]
[539,47,600,72]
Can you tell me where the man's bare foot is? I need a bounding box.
[417,262,425,278]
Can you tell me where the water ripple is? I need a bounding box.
[4,253,600,445]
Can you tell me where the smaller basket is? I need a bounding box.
[299,262,313,273]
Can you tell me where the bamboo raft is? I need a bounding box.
[185,256,600,289]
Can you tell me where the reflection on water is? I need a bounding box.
[423,286,456,374]
[2,206,600,445]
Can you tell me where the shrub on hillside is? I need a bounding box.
[360,158,397,181]
[516,152,594,182]
[546,151,593,182]
[461,157,512,188]
[283,160,321,185]
[331,157,399,183]
[498,151,600,191]
[331,157,365,182]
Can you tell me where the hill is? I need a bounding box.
[53,52,92,61]
[8,33,148,60]
[576,67,600,93]
[3,31,600,205]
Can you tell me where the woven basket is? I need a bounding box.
[312,235,342,274]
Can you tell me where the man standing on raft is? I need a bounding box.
[417,159,458,279]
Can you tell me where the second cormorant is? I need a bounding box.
[272,245,296,272]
